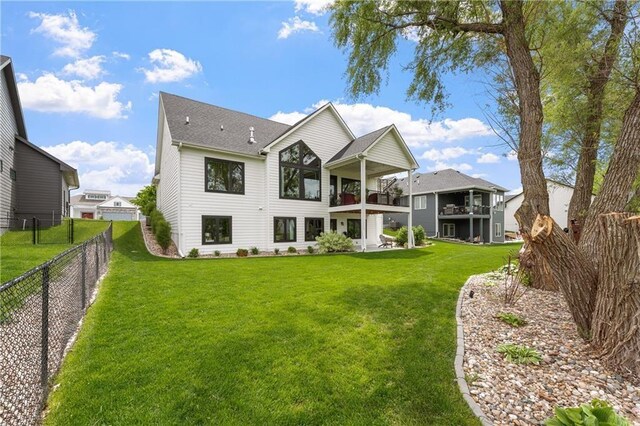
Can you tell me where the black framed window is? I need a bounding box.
[347,219,361,239]
[202,216,232,244]
[10,168,16,181]
[274,217,296,242]
[330,175,338,206]
[305,217,324,241]
[279,141,321,201]
[330,219,337,232]
[205,157,244,194]
[341,178,360,195]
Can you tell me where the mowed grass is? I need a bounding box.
[0,219,111,282]
[45,222,518,425]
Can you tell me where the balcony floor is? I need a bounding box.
[329,203,410,214]
[438,214,490,220]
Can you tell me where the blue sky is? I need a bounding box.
[2,1,521,196]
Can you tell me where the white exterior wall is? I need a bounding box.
[366,132,413,170]
[156,115,181,249]
[0,69,17,230]
[266,108,353,251]
[71,205,97,218]
[504,181,579,232]
[180,147,267,254]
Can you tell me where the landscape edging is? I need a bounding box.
[456,275,493,426]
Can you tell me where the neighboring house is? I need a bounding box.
[0,55,79,232]
[70,190,140,221]
[504,179,585,231]
[154,92,419,255]
[388,169,508,243]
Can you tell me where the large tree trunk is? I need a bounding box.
[526,215,597,337]
[500,1,549,235]
[591,213,640,377]
[499,1,551,291]
[580,89,640,259]
[567,0,628,232]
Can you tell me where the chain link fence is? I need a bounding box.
[0,223,113,425]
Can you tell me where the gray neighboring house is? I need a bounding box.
[0,55,79,232]
[388,169,508,243]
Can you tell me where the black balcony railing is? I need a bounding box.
[330,191,409,207]
[439,205,490,215]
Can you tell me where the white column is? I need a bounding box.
[469,189,474,242]
[408,169,414,248]
[434,191,439,238]
[360,157,367,252]
[489,193,494,243]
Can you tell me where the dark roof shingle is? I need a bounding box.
[160,92,291,155]
[396,168,507,193]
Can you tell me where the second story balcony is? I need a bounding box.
[439,204,491,216]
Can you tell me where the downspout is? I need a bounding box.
[176,141,185,257]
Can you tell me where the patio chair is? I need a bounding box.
[378,234,392,248]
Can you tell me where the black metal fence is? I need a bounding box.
[0,223,113,425]
[1,218,75,245]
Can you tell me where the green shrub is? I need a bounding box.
[187,248,199,258]
[214,250,221,257]
[250,247,259,255]
[155,220,172,253]
[496,312,527,327]
[544,399,630,426]
[287,246,297,254]
[413,225,426,245]
[315,231,355,253]
[274,248,280,255]
[236,248,248,257]
[149,209,162,233]
[396,226,408,246]
[496,343,542,365]
[307,245,315,254]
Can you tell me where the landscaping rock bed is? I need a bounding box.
[460,274,640,425]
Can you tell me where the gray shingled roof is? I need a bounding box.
[160,92,291,155]
[505,193,520,203]
[326,125,391,164]
[0,55,10,68]
[396,168,508,193]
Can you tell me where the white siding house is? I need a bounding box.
[504,180,587,231]
[154,92,419,256]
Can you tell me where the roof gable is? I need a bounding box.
[1,55,27,139]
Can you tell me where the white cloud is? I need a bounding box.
[294,0,334,15]
[29,10,96,58]
[421,147,471,161]
[41,141,154,196]
[425,162,473,172]
[477,153,500,164]
[506,150,518,161]
[278,17,320,39]
[17,73,132,119]
[16,73,28,81]
[507,186,523,195]
[112,51,130,60]
[61,55,106,80]
[270,110,307,125]
[471,173,488,179]
[139,49,202,83]
[271,100,493,147]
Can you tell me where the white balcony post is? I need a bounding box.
[408,169,414,248]
[360,156,367,252]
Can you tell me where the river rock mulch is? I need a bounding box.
[461,274,640,426]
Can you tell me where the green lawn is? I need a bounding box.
[45,222,518,425]
[0,219,110,282]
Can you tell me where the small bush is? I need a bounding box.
[396,226,408,246]
[214,250,221,257]
[307,245,315,254]
[496,312,527,327]
[149,209,163,233]
[544,399,630,426]
[236,248,248,257]
[155,220,172,253]
[315,231,355,253]
[250,247,259,255]
[274,248,280,255]
[187,248,199,258]
[496,343,542,365]
[413,225,426,245]
[287,246,297,254]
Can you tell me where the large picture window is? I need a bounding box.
[274,217,296,242]
[279,141,321,201]
[202,216,232,244]
[305,217,324,241]
[347,219,361,239]
[205,157,244,194]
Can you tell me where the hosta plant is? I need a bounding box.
[496,343,542,365]
[544,399,629,426]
